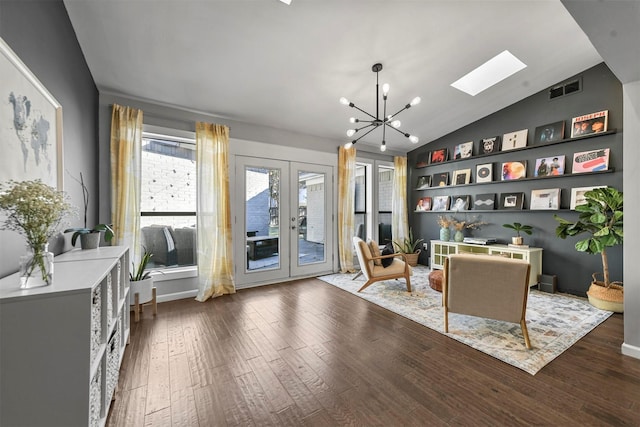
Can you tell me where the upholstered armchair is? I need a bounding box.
[443,253,532,349]
[352,236,412,293]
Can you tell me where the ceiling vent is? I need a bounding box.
[549,77,582,100]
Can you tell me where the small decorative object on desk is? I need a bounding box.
[0,180,72,288]
[502,222,533,246]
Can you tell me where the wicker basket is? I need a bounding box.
[403,251,420,267]
[586,273,623,313]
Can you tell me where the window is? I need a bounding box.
[140,131,196,271]
[354,159,394,245]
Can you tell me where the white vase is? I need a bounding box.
[129,277,154,305]
[20,243,54,289]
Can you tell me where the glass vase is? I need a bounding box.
[454,230,464,242]
[20,243,54,289]
[439,227,450,242]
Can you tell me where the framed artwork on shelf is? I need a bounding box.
[432,172,449,187]
[475,163,493,183]
[572,148,610,173]
[416,152,429,168]
[416,175,431,189]
[571,110,608,138]
[416,196,432,212]
[452,168,471,185]
[570,186,607,210]
[473,193,496,210]
[453,141,473,159]
[0,37,63,189]
[534,121,565,144]
[501,129,528,151]
[451,195,470,211]
[432,195,450,212]
[479,136,501,154]
[501,161,527,180]
[534,155,565,177]
[530,188,561,210]
[430,148,448,164]
[499,192,525,210]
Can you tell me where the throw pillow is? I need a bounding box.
[368,239,382,266]
[381,243,395,268]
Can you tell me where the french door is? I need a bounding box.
[234,157,333,286]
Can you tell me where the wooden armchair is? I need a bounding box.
[443,253,532,349]
[352,237,412,293]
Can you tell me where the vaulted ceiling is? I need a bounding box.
[64,1,612,153]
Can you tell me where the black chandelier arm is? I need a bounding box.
[351,124,379,144]
[349,103,378,121]
[353,123,376,133]
[384,122,412,138]
[387,104,411,120]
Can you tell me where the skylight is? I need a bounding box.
[451,50,526,96]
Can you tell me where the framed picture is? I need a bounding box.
[570,186,607,210]
[432,172,449,187]
[479,136,501,154]
[416,175,431,189]
[430,148,448,164]
[534,155,565,177]
[572,148,610,173]
[0,37,63,189]
[432,195,450,212]
[499,192,525,210]
[473,193,496,210]
[475,163,493,183]
[451,195,470,211]
[501,129,528,151]
[453,141,473,159]
[534,121,565,144]
[571,110,608,138]
[530,188,561,210]
[452,169,471,185]
[416,152,429,168]
[415,196,432,212]
[501,161,527,180]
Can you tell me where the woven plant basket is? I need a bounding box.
[586,273,623,313]
[403,251,420,267]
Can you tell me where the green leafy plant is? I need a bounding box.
[130,249,154,281]
[63,172,114,246]
[554,187,623,287]
[392,228,424,254]
[502,222,533,237]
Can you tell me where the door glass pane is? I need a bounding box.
[298,171,325,265]
[246,167,280,271]
[354,164,367,241]
[378,165,394,245]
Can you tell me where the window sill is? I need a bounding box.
[150,266,197,282]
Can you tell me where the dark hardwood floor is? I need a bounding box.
[107,278,640,426]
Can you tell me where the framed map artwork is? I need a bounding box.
[0,37,63,189]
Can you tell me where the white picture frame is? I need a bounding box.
[0,37,63,189]
[570,186,607,210]
[530,188,561,210]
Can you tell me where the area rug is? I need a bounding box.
[318,266,613,375]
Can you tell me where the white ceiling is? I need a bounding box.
[63,0,605,154]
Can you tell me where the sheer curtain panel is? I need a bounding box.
[392,156,409,244]
[338,146,356,273]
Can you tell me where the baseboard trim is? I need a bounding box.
[157,289,198,303]
[621,342,640,360]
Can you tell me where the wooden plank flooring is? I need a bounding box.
[108,278,640,426]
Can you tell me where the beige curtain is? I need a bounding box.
[392,156,409,243]
[195,122,235,302]
[110,104,143,265]
[338,146,356,273]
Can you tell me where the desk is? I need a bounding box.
[247,236,279,260]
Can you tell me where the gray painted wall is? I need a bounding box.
[408,63,623,296]
[0,0,99,278]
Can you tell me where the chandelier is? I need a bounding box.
[340,63,420,151]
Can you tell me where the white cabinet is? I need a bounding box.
[0,246,129,427]
[430,240,543,286]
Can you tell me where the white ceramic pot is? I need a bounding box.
[511,236,524,245]
[129,277,154,305]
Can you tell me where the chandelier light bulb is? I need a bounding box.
[382,83,390,95]
[409,135,419,144]
[344,141,353,149]
[339,97,350,106]
[391,120,401,128]
[410,96,421,106]
[349,117,357,123]
[346,129,356,137]
[380,142,387,152]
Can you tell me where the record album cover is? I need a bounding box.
[501,129,528,151]
[479,136,501,154]
[474,193,496,210]
[476,163,493,183]
[572,148,610,173]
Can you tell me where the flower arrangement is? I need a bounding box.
[451,216,487,231]
[437,215,453,228]
[0,180,73,285]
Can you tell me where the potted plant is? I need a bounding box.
[554,187,623,312]
[392,228,424,267]
[129,249,156,321]
[503,222,533,245]
[63,172,114,249]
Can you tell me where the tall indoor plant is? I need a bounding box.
[392,228,424,266]
[554,187,623,312]
[129,249,157,321]
[0,180,73,287]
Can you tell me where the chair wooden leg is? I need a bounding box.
[352,270,363,280]
[444,308,449,333]
[521,319,532,349]
[134,292,140,323]
[357,279,375,292]
[405,273,412,292]
[152,287,157,316]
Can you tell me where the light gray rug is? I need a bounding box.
[318,266,613,375]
